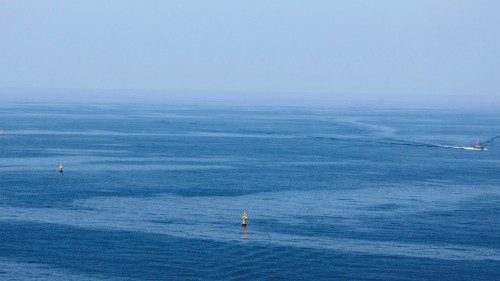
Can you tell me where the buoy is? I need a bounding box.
[58,164,64,173]
[241,211,248,226]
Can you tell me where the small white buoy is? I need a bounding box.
[58,164,64,173]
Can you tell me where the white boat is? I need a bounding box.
[473,141,485,151]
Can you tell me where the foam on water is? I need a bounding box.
[442,145,488,151]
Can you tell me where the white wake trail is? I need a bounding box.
[442,145,487,151]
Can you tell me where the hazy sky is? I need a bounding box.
[1,1,499,107]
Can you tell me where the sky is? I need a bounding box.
[1,0,499,108]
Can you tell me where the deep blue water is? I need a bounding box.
[0,103,499,280]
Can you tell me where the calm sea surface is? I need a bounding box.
[0,103,499,280]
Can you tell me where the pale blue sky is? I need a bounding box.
[1,1,499,107]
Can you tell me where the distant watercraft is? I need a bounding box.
[472,141,485,151]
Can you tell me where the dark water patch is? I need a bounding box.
[251,194,500,250]
[359,197,500,248]
[1,221,498,280]
[362,203,402,211]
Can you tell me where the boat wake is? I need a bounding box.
[441,145,487,151]
[483,135,500,144]
[238,129,495,151]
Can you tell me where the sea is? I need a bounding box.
[0,103,499,280]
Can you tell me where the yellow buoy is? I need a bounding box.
[241,211,248,226]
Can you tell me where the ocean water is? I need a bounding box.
[0,103,499,280]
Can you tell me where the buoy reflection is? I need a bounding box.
[241,225,247,240]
